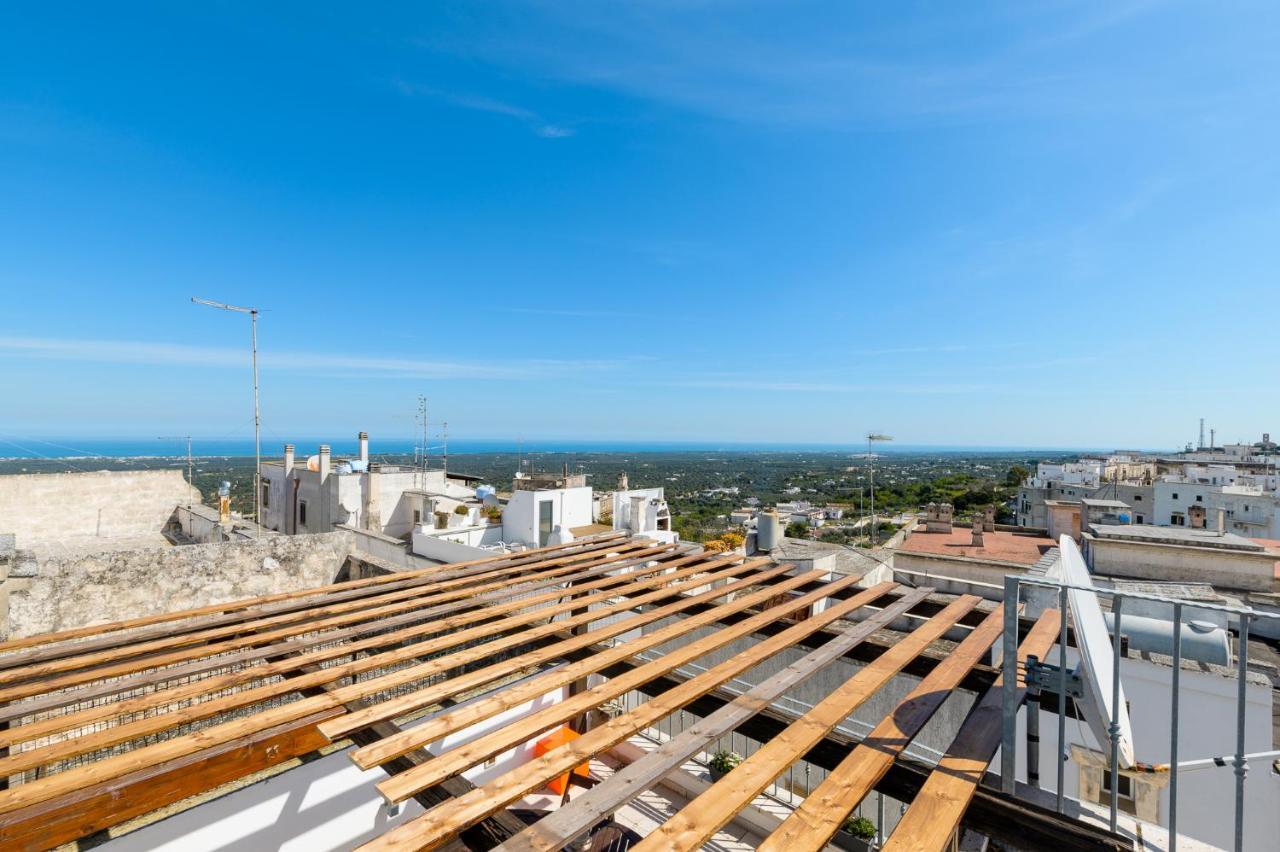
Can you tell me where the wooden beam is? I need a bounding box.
[0,709,339,850]
[320,558,788,744]
[758,607,1006,852]
[0,545,708,748]
[881,609,1063,852]
[494,587,936,852]
[0,553,758,780]
[359,580,900,850]
[0,540,667,691]
[0,533,627,659]
[0,554,767,810]
[0,544,705,725]
[604,658,1128,852]
[345,563,823,767]
[630,595,982,852]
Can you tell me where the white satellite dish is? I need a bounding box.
[1059,535,1135,768]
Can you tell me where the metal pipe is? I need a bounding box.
[1170,602,1182,851]
[1026,654,1041,788]
[1233,615,1250,852]
[1109,596,1123,833]
[1057,582,1068,813]
[1000,574,1021,794]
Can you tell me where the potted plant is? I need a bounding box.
[832,815,877,851]
[707,749,741,782]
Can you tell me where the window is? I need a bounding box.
[1100,770,1136,815]
[261,483,270,508]
[1136,514,1144,524]
[299,500,308,526]
[1133,494,1143,501]
[1195,495,1203,502]
[1170,512,1185,526]
[413,509,422,525]
[1172,492,1179,499]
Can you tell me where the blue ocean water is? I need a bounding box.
[0,436,1093,460]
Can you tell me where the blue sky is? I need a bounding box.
[2,2,1278,450]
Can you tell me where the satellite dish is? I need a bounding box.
[1059,535,1135,768]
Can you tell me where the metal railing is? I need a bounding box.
[999,574,1280,852]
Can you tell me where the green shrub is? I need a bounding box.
[707,749,741,773]
[842,815,876,839]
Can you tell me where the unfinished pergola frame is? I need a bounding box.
[0,533,1127,851]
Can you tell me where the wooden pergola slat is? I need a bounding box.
[757,607,1007,852]
[881,609,1063,852]
[0,552,759,781]
[628,594,983,852]
[493,585,936,852]
[358,579,903,850]
[0,533,626,659]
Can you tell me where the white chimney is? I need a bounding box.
[358,432,369,465]
[283,444,295,477]
[318,445,331,481]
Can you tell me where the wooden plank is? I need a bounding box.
[0,540,665,687]
[0,545,708,747]
[320,558,791,743]
[0,554,761,779]
[0,542,675,704]
[629,595,983,852]
[0,532,626,659]
[372,571,866,804]
[0,544,705,725]
[357,578,907,851]
[881,609,1063,852]
[343,561,826,765]
[0,556,770,809]
[585,649,1129,852]
[758,607,1006,852]
[494,586,936,852]
[0,709,339,850]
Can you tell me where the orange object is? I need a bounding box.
[533,725,591,795]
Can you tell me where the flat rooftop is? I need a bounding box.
[1088,523,1269,551]
[896,526,1056,566]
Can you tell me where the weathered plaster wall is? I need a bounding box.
[3,532,353,640]
[0,469,200,547]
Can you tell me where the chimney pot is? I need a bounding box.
[358,432,369,464]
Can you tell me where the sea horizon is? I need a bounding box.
[0,436,1144,461]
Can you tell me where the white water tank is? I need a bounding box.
[757,511,781,552]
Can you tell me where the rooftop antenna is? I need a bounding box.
[442,421,448,477]
[416,395,428,475]
[192,296,260,538]
[1210,427,1216,450]
[1199,417,1205,451]
[158,436,194,497]
[866,432,893,545]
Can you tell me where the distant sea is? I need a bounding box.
[0,437,1096,460]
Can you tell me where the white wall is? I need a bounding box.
[1010,649,1278,852]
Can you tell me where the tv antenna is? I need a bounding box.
[158,435,194,495]
[866,432,893,545]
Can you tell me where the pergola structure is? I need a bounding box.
[0,533,1126,851]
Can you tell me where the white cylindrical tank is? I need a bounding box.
[757,511,781,552]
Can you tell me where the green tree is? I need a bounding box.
[785,521,809,538]
[1005,464,1031,486]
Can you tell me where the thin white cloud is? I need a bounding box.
[659,377,997,394]
[393,78,574,139]
[0,335,618,380]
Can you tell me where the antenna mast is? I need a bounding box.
[158,436,194,497]
[866,432,893,545]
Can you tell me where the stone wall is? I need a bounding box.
[3,531,353,640]
[0,469,201,548]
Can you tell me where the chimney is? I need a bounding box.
[983,506,996,532]
[358,432,369,464]
[1216,506,1227,536]
[618,471,629,492]
[970,516,984,547]
[318,445,331,480]
[283,444,295,477]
